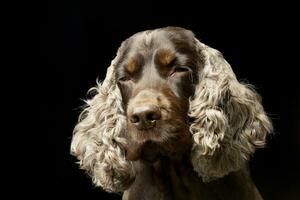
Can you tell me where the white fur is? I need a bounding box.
[71,42,135,192]
[189,39,273,181]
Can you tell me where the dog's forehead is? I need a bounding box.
[115,28,199,75]
[128,27,194,51]
[129,30,172,51]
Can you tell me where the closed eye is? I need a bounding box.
[118,76,131,82]
[169,66,191,76]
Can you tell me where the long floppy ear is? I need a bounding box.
[70,42,135,192]
[189,39,273,182]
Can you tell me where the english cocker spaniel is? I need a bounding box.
[71,27,273,200]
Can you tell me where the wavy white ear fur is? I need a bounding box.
[70,44,135,192]
[189,39,273,182]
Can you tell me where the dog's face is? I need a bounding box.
[115,28,200,161]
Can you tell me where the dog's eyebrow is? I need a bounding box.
[126,56,142,74]
[156,49,175,67]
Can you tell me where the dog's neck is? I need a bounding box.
[123,155,263,200]
[129,152,200,199]
[124,135,263,200]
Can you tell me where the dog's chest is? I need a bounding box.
[122,159,216,200]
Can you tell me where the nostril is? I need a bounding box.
[129,106,161,129]
[130,115,140,123]
[146,112,161,122]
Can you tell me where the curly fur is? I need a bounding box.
[189,39,273,181]
[71,42,135,192]
[71,27,273,192]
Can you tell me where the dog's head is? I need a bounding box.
[71,27,273,192]
[115,28,198,162]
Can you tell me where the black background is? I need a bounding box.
[20,1,300,199]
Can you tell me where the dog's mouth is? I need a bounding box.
[125,127,192,163]
[125,141,161,163]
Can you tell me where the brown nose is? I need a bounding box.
[129,105,161,130]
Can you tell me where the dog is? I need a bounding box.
[71,27,273,200]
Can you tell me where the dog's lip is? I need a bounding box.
[131,124,184,135]
[125,141,144,161]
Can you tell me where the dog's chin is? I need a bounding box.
[125,127,192,163]
[139,141,161,163]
